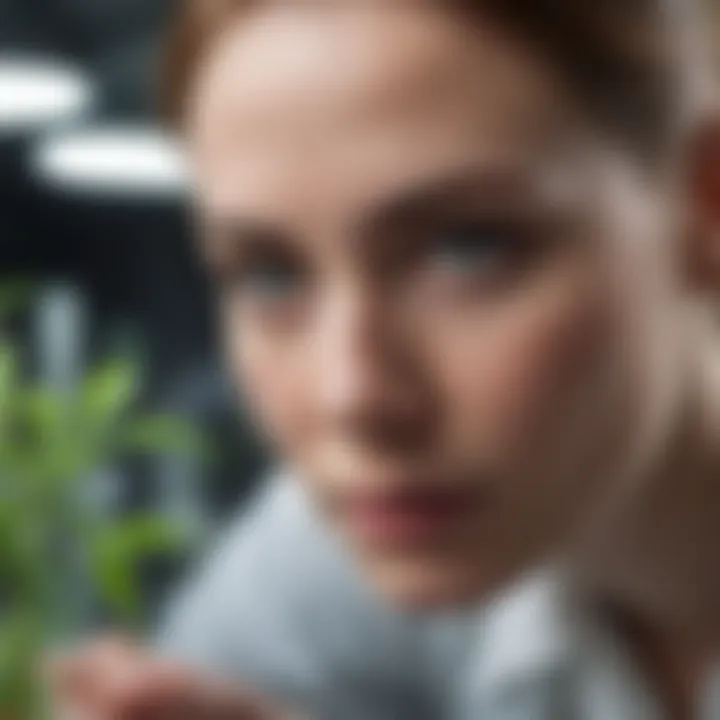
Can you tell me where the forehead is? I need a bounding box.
[189,2,580,219]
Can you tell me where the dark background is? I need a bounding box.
[0,0,269,613]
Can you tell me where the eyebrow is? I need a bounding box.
[199,163,567,270]
[356,165,539,240]
[199,218,294,273]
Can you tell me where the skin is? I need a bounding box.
[51,2,720,718]
[189,1,691,607]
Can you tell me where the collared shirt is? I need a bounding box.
[460,571,720,719]
[159,474,720,719]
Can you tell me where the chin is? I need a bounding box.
[368,558,507,612]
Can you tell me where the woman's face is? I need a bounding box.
[189,3,686,607]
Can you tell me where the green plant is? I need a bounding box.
[0,282,206,718]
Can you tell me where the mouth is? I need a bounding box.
[340,483,484,552]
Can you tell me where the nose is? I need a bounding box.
[316,283,433,453]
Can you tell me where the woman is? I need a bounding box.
[53,0,720,718]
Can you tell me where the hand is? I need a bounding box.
[47,636,301,719]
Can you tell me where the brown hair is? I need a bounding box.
[161,0,697,165]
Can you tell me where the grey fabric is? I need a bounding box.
[160,474,720,720]
[160,472,720,720]
[157,475,475,720]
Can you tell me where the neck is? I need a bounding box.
[573,340,720,697]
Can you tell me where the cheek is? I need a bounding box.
[223,309,315,454]
[434,263,615,465]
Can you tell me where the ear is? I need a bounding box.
[685,115,720,290]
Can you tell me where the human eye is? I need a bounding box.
[428,217,531,283]
[231,253,304,303]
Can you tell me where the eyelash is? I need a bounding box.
[219,254,306,302]
[210,216,538,305]
[374,216,534,290]
[430,219,529,265]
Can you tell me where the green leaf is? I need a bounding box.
[0,608,44,717]
[81,359,140,432]
[15,387,66,438]
[89,515,189,624]
[0,345,17,450]
[120,414,210,459]
[0,345,16,395]
[4,388,98,493]
[0,318,209,717]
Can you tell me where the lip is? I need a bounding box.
[342,485,482,551]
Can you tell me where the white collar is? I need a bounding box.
[470,569,575,696]
[461,571,720,720]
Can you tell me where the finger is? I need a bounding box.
[121,663,268,720]
[48,636,141,716]
[87,655,203,720]
[186,674,275,720]
[44,653,94,711]
[82,643,153,718]
[46,635,138,689]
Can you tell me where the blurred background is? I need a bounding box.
[0,1,269,712]
[3,2,720,717]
